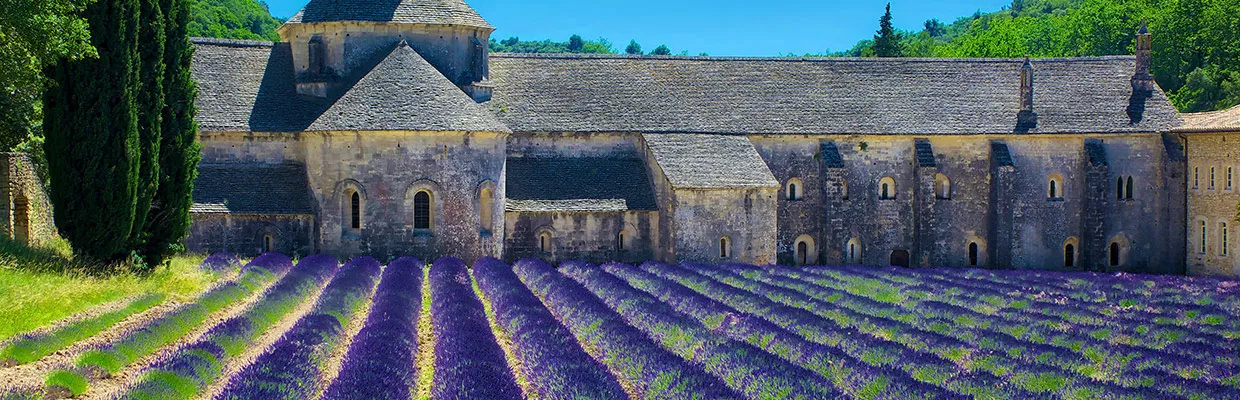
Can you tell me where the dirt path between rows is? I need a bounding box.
[197,278,331,400]
[310,279,378,398]
[88,271,286,400]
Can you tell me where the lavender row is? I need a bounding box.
[607,261,929,399]
[427,257,522,400]
[217,256,380,399]
[200,253,242,274]
[762,266,1209,398]
[512,258,740,399]
[322,257,424,400]
[123,254,336,400]
[471,258,627,399]
[562,261,844,399]
[58,252,292,395]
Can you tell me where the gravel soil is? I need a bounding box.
[311,279,378,398]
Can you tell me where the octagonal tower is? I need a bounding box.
[278,0,495,101]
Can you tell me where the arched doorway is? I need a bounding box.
[968,243,979,266]
[889,250,910,268]
[12,193,29,244]
[796,241,808,265]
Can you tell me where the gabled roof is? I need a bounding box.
[643,134,779,190]
[286,0,492,28]
[1176,105,1240,133]
[192,164,314,215]
[505,157,658,212]
[306,43,510,133]
[487,54,1182,135]
[190,39,306,132]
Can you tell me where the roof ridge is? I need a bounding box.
[489,52,1136,63]
[189,37,274,48]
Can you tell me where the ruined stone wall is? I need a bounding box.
[1185,131,1239,277]
[186,214,314,257]
[0,153,57,246]
[670,188,777,265]
[302,130,506,263]
[502,211,659,264]
[280,22,491,86]
[199,132,302,165]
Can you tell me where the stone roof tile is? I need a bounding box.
[286,0,492,28]
[643,133,779,189]
[192,164,314,215]
[915,139,936,167]
[506,157,658,212]
[488,54,1181,135]
[1176,105,1240,133]
[819,141,845,168]
[991,142,1015,167]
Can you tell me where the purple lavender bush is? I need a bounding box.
[217,257,379,400]
[322,257,424,400]
[428,257,522,400]
[513,258,741,399]
[472,258,627,399]
[200,253,242,273]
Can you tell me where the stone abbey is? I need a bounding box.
[160,0,1240,276]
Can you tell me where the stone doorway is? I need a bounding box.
[12,193,29,244]
[889,250,910,268]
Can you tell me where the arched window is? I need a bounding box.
[1221,222,1230,256]
[794,235,815,266]
[1125,177,1134,200]
[1048,175,1064,200]
[1116,177,1124,201]
[1201,220,1209,254]
[1109,242,1120,266]
[414,191,432,230]
[846,238,862,264]
[262,234,274,253]
[479,187,494,234]
[617,231,626,251]
[719,236,732,259]
[934,174,951,200]
[841,179,849,200]
[342,189,362,235]
[786,178,803,201]
[1064,243,1076,267]
[969,242,979,266]
[878,177,896,200]
[539,231,552,253]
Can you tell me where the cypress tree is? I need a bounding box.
[143,0,201,265]
[131,0,166,260]
[873,3,903,57]
[43,0,143,263]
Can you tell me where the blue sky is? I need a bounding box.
[263,0,1012,56]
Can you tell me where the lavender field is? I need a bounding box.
[3,255,1240,399]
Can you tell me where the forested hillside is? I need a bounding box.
[829,0,1240,112]
[186,0,282,41]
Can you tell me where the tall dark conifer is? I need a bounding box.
[873,3,902,57]
[131,0,166,259]
[43,0,142,263]
[144,0,201,264]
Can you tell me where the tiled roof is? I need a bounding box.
[191,38,307,132]
[505,157,658,212]
[643,133,779,189]
[286,0,492,28]
[991,142,1014,167]
[307,43,510,133]
[192,164,314,215]
[914,139,936,167]
[819,141,845,168]
[1176,105,1240,133]
[487,54,1181,135]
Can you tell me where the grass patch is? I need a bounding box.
[0,238,216,341]
[45,369,89,397]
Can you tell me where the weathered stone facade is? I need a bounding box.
[0,153,57,246]
[183,1,1199,274]
[1179,105,1240,276]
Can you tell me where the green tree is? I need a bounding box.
[650,45,672,56]
[872,3,903,57]
[144,0,202,264]
[131,0,167,255]
[185,0,281,41]
[43,0,143,263]
[567,34,584,52]
[625,40,642,55]
[0,0,97,151]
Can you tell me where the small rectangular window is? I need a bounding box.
[1229,167,1234,189]
[1211,167,1217,189]
[1222,223,1229,256]
[1195,167,1200,189]
[1202,221,1209,254]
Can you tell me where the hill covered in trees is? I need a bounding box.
[828,0,1240,113]
[186,0,282,41]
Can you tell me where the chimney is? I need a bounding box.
[1017,57,1038,129]
[1132,19,1155,92]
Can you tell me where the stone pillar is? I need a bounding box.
[989,142,1016,269]
[1082,139,1110,272]
[913,139,938,268]
[818,140,849,265]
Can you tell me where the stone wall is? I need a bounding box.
[199,132,302,165]
[503,210,659,264]
[0,153,57,246]
[302,130,507,263]
[669,188,778,265]
[186,213,314,257]
[1185,131,1239,276]
[279,22,491,87]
